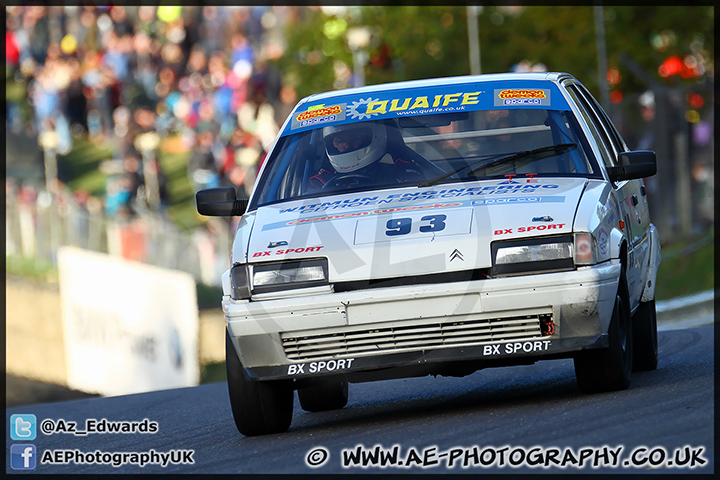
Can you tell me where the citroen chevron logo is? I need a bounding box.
[449,249,464,262]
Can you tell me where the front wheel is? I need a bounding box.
[574,271,633,393]
[226,332,294,436]
[632,299,658,371]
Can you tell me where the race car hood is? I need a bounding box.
[243,177,587,282]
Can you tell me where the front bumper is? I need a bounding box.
[224,261,621,380]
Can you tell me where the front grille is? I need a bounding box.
[282,314,550,361]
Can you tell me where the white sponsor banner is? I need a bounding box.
[58,246,199,396]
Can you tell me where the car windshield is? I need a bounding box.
[252,108,599,209]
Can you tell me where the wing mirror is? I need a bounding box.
[196,187,248,216]
[607,150,657,182]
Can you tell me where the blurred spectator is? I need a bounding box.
[7,5,290,222]
[233,132,265,198]
[145,156,170,209]
[188,129,222,191]
[238,81,278,152]
[6,24,21,72]
[109,6,134,37]
[123,152,145,197]
[105,174,135,219]
[65,57,88,135]
[274,85,297,129]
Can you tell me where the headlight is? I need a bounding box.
[491,233,598,276]
[251,259,329,295]
[492,235,574,276]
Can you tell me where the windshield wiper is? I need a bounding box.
[418,143,577,188]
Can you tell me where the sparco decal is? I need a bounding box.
[494,88,551,107]
[291,103,347,129]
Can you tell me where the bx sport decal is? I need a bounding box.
[252,246,324,257]
[288,358,355,375]
[482,340,552,356]
[493,223,567,235]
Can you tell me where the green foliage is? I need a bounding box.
[655,234,714,300]
[276,6,714,100]
[197,283,223,310]
[59,136,201,231]
[155,149,200,231]
[200,361,227,384]
[60,137,113,196]
[6,255,59,282]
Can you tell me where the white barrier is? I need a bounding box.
[58,246,200,396]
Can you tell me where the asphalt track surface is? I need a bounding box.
[6,324,714,474]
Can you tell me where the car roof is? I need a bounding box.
[296,72,577,107]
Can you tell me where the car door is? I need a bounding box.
[563,82,648,308]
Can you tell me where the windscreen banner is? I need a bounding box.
[284,80,570,136]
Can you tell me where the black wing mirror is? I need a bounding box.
[607,150,657,182]
[196,187,248,216]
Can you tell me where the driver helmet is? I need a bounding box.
[323,123,387,173]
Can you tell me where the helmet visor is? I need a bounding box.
[325,126,374,155]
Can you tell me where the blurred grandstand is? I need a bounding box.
[6,6,298,285]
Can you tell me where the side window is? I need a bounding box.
[566,85,615,167]
[575,84,628,154]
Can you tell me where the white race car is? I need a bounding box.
[197,72,661,436]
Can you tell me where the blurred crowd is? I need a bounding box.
[6,5,300,220]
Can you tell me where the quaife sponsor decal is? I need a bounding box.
[354,92,483,117]
[494,88,551,107]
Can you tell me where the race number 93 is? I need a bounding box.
[386,215,447,236]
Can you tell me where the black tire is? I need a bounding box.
[632,299,658,371]
[298,376,349,412]
[225,332,294,436]
[574,271,633,394]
